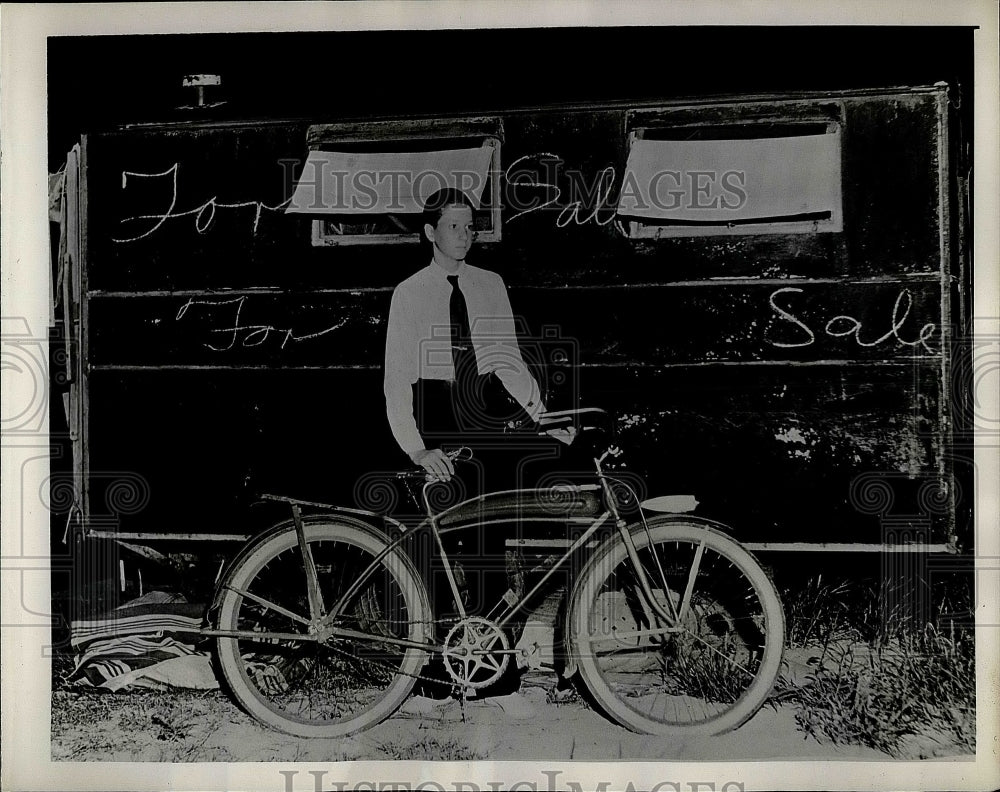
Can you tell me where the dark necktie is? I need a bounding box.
[447,275,473,371]
[447,272,484,427]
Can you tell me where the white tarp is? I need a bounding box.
[616,132,841,223]
[286,146,493,215]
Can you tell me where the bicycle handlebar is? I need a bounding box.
[395,408,614,481]
[395,447,473,481]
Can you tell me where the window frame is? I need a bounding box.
[303,118,503,247]
[622,102,845,239]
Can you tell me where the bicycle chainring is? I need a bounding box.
[442,617,510,689]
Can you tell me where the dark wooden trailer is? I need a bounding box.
[55,83,969,599]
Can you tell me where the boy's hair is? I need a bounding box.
[422,187,476,231]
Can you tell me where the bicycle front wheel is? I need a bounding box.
[569,517,784,736]
[214,517,431,738]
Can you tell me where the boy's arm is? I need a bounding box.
[489,275,546,420]
[384,288,426,457]
[488,274,574,445]
[384,286,459,478]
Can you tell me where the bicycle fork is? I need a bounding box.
[597,453,687,630]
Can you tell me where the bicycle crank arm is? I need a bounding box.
[471,648,523,655]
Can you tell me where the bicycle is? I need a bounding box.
[204,408,785,739]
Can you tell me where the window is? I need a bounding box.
[287,118,502,246]
[618,104,843,238]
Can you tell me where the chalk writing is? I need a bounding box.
[555,166,619,229]
[112,164,291,243]
[505,153,627,235]
[766,288,815,348]
[766,287,937,353]
[175,297,346,351]
[505,153,563,224]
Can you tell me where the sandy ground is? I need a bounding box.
[52,660,971,764]
[51,600,974,764]
[51,581,974,764]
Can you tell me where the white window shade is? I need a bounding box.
[617,132,841,226]
[287,146,494,215]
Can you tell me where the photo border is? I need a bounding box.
[2,2,997,790]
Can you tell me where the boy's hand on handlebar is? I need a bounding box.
[409,448,455,481]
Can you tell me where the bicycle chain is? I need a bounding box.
[322,629,465,690]
[348,615,464,628]
[242,607,518,691]
[320,612,526,690]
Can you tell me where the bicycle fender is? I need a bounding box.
[207,513,403,620]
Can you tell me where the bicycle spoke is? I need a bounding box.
[677,540,705,624]
[638,521,681,624]
[673,626,760,680]
[224,584,311,627]
[215,522,430,737]
[572,521,783,735]
[588,626,678,653]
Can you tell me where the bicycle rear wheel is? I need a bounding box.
[569,517,784,736]
[214,517,430,738]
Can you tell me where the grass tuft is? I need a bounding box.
[373,736,487,760]
[780,574,975,758]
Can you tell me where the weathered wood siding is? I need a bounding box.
[79,86,960,545]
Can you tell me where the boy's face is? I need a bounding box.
[425,205,474,263]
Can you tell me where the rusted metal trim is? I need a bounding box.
[86,532,960,554]
[90,364,381,371]
[505,539,957,553]
[741,542,956,553]
[936,86,958,550]
[115,85,948,136]
[305,117,504,147]
[88,287,393,297]
[87,273,944,298]
[87,359,945,373]
[79,136,92,538]
[88,530,250,541]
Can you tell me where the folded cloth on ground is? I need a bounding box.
[68,591,217,691]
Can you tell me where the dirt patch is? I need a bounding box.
[52,665,964,763]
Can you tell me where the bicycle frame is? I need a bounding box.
[206,446,687,652]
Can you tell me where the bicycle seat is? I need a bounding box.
[438,486,603,527]
[536,407,608,434]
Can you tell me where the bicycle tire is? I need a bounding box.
[214,517,431,738]
[568,517,784,736]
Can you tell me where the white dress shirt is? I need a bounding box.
[384,260,545,455]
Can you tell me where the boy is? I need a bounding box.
[383,188,573,704]
[384,187,568,479]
